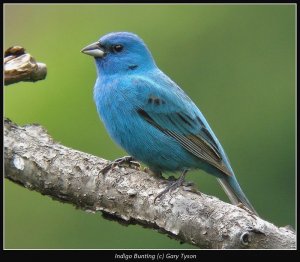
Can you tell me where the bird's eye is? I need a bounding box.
[112,44,123,53]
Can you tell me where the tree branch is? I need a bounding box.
[4,46,47,85]
[4,118,295,249]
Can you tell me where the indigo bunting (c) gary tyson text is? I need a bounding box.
[81,32,258,216]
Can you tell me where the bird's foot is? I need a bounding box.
[154,170,188,203]
[100,156,140,175]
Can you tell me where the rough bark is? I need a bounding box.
[4,118,296,249]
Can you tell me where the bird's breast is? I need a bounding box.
[94,80,138,145]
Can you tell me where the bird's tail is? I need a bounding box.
[217,176,258,216]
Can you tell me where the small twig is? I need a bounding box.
[4,46,47,85]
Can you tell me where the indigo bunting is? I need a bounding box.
[81,32,258,215]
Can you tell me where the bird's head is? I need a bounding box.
[81,32,156,75]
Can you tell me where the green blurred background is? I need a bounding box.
[4,4,295,249]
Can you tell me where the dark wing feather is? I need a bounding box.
[137,108,232,176]
[130,75,232,176]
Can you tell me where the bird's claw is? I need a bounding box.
[154,175,185,203]
[100,156,140,175]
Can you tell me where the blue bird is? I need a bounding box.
[81,32,258,216]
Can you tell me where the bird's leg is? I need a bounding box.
[100,156,141,175]
[154,169,189,202]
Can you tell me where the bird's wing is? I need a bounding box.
[132,74,232,176]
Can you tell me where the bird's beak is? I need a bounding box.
[81,42,105,58]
